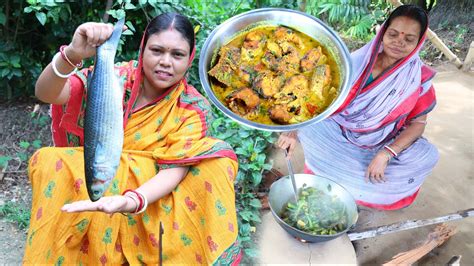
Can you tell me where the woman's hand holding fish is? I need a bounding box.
[61,195,136,214]
[65,22,116,63]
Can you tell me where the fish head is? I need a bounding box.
[88,164,117,201]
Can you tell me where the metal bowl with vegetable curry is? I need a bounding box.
[199,8,352,131]
[208,25,339,125]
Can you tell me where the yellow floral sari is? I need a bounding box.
[23,61,241,264]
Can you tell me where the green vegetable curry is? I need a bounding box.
[280,184,348,235]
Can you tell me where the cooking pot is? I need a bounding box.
[199,8,352,132]
[268,173,358,242]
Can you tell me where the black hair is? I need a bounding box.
[144,12,194,55]
[385,5,428,41]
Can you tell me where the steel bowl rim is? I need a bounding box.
[198,8,352,132]
[268,173,359,240]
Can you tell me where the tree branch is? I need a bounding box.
[102,0,113,23]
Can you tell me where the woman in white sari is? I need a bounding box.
[278,5,438,210]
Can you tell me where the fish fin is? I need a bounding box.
[86,68,93,91]
[94,142,108,165]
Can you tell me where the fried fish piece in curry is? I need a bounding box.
[269,104,293,124]
[241,30,267,62]
[311,64,332,99]
[252,71,284,98]
[300,46,322,72]
[208,46,241,86]
[276,45,301,75]
[266,40,282,57]
[274,26,304,49]
[278,74,310,99]
[226,88,260,115]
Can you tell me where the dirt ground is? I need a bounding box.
[0,26,472,263]
[0,102,51,264]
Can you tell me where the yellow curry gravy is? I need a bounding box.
[208,25,340,125]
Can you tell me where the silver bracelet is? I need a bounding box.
[51,52,76,78]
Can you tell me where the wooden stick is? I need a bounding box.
[388,0,463,68]
[426,30,463,68]
[383,224,457,265]
[462,41,474,71]
[348,208,473,241]
[159,221,164,266]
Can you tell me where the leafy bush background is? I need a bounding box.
[0,0,393,261]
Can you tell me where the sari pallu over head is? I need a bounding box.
[50,15,237,165]
[331,18,436,148]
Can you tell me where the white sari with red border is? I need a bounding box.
[298,24,438,210]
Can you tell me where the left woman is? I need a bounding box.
[24,13,241,264]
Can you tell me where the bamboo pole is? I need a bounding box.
[388,0,463,68]
[462,41,474,71]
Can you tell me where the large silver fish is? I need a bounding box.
[84,17,125,201]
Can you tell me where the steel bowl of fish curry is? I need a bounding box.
[199,9,352,131]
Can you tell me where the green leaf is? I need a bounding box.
[250,152,257,161]
[239,210,252,222]
[239,236,251,242]
[138,0,147,5]
[27,0,37,5]
[35,12,47,25]
[125,21,135,32]
[32,139,42,149]
[12,69,22,77]
[235,147,248,157]
[251,171,262,185]
[244,248,259,258]
[0,12,6,26]
[0,68,10,78]
[249,198,262,208]
[19,141,30,149]
[10,55,20,63]
[122,29,133,36]
[239,222,251,234]
[261,162,273,171]
[256,153,266,164]
[0,156,12,168]
[17,152,28,162]
[249,212,261,223]
[238,130,251,138]
[124,3,136,9]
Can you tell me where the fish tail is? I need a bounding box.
[107,17,125,51]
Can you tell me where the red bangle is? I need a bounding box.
[122,189,143,214]
[59,45,83,68]
[384,145,398,157]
